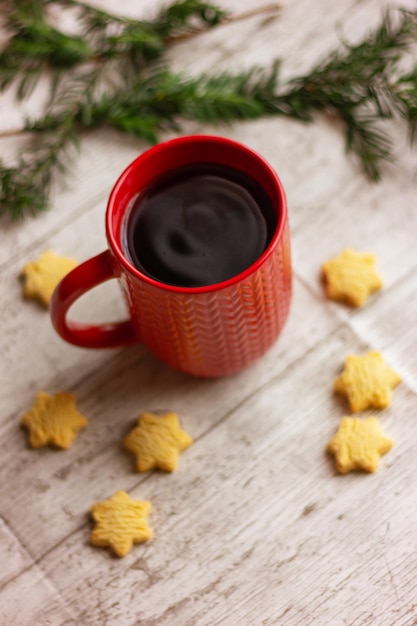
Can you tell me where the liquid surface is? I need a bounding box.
[124,163,277,287]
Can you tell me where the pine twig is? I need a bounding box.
[0,66,102,220]
[165,2,282,43]
[277,8,417,180]
[1,4,417,220]
[0,118,79,220]
[0,0,230,98]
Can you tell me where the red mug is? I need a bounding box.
[50,135,291,377]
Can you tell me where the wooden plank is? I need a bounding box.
[33,324,417,625]
[292,161,417,299]
[0,130,145,266]
[1,0,416,623]
[0,517,33,588]
[349,272,417,393]
[0,567,76,626]
[0,200,133,419]
[0,275,342,559]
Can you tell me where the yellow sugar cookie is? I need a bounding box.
[334,351,401,412]
[21,391,87,448]
[322,248,383,307]
[124,412,192,472]
[90,491,152,557]
[327,416,393,473]
[21,249,78,307]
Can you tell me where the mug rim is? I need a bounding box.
[106,134,288,294]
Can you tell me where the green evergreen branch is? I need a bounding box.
[0,0,229,97]
[0,116,79,220]
[0,65,101,220]
[0,0,92,97]
[274,9,417,180]
[1,3,417,219]
[52,0,228,80]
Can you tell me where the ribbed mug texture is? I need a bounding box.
[50,136,292,375]
[120,221,291,377]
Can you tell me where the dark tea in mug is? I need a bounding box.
[123,162,277,287]
[50,135,291,377]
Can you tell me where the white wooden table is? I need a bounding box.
[1,1,417,624]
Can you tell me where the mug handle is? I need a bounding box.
[50,250,137,348]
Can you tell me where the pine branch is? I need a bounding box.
[0,115,79,220]
[0,0,92,97]
[0,63,103,219]
[0,0,229,97]
[77,65,283,134]
[277,9,417,179]
[1,4,417,219]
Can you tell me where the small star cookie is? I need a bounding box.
[21,391,87,448]
[90,491,152,557]
[322,248,383,307]
[334,351,401,412]
[123,412,192,472]
[21,249,78,307]
[327,416,393,473]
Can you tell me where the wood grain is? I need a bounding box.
[1,1,416,624]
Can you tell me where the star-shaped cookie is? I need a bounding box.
[123,411,193,472]
[334,351,401,412]
[21,391,88,448]
[21,249,78,307]
[327,416,393,473]
[90,491,152,557]
[322,248,383,307]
